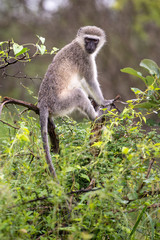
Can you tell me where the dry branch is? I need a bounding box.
[0,96,39,116]
[0,96,59,154]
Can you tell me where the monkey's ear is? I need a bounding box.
[77,27,83,37]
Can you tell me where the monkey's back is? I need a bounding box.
[38,40,91,111]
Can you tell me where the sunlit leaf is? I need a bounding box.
[36,35,45,44]
[131,87,144,95]
[92,141,103,147]
[81,232,94,240]
[121,67,145,81]
[36,44,46,55]
[50,47,59,54]
[140,59,160,77]
[122,146,129,154]
[135,102,158,109]
[0,41,8,46]
[15,47,29,57]
[13,43,23,55]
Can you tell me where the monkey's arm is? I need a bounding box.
[81,61,106,106]
[84,74,105,106]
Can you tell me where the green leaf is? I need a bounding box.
[36,44,46,55]
[140,59,160,77]
[65,166,75,172]
[0,41,7,46]
[36,35,45,44]
[129,206,147,238]
[135,102,158,109]
[50,47,59,54]
[15,47,29,57]
[145,76,155,86]
[122,146,130,154]
[129,206,147,239]
[13,43,23,56]
[131,87,144,95]
[121,67,145,81]
[80,173,90,182]
[145,212,155,240]
[92,141,103,147]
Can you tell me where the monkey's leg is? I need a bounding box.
[48,117,59,154]
[56,89,98,121]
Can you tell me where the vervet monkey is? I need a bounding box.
[38,26,109,179]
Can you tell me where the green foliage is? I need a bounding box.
[1,100,160,239]
[114,0,160,38]
[121,59,160,117]
[0,36,59,69]
[1,39,160,239]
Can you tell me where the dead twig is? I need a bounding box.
[0,119,19,129]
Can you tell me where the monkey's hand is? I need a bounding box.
[102,95,121,113]
[102,95,121,108]
[102,99,115,107]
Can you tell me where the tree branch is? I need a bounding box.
[0,96,59,154]
[0,55,26,69]
[67,187,101,195]
[0,119,19,129]
[0,96,39,116]
[137,159,155,193]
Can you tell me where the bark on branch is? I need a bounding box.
[0,96,59,153]
[0,96,39,116]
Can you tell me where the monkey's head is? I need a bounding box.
[76,26,106,55]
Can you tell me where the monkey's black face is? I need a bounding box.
[84,37,99,54]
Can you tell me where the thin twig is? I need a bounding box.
[36,231,53,240]
[137,159,155,193]
[67,187,101,195]
[0,55,26,69]
[8,195,53,209]
[0,119,19,129]
[126,203,160,213]
[3,71,42,80]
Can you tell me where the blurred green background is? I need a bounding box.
[0,0,160,103]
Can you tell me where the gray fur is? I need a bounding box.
[38,26,107,179]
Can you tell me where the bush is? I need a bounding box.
[0,104,160,239]
[1,55,160,239]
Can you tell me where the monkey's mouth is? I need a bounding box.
[87,49,95,54]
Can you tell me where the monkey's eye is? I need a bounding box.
[93,39,99,44]
[85,38,91,43]
[85,38,99,45]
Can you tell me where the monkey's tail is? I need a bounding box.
[39,106,58,180]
